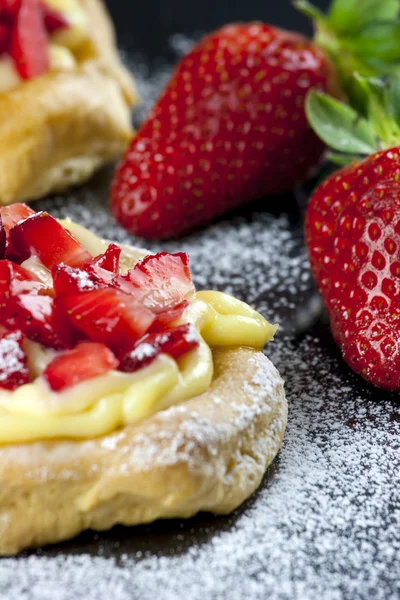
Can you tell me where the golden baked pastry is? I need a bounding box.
[0,0,136,206]
[0,206,287,555]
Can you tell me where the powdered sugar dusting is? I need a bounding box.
[2,39,397,600]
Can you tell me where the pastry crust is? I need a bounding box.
[0,0,136,205]
[0,346,286,556]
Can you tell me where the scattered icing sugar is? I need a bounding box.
[0,334,25,383]
[2,38,397,600]
[60,265,97,291]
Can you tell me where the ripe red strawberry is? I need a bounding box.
[111,0,400,239]
[305,75,400,390]
[115,252,194,312]
[8,212,92,268]
[9,0,49,79]
[0,330,30,390]
[119,323,199,372]
[111,22,339,238]
[44,342,119,392]
[58,288,156,354]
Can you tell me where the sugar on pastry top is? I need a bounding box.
[0,0,101,94]
[0,204,278,444]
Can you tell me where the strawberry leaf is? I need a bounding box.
[354,74,400,147]
[345,22,400,64]
[305,91,378,155]
[328,0,399,36]
[327,152,360,167]
[384,73,400,127]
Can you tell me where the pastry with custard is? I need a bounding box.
[0,0,136,205]
[0,204,287,555]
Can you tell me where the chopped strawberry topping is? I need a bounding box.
[2,294,76,349]
[0,218,6,260]
[149,300,189,332]
[0,208,200,392]
[9,0,49,79]
[0,330,30,390]
[0,23,10,55]
[0,259,45,296]
[41,1,68,33]
[9,212,92,268]
[0,203,35,238]
[120,324,199,372]
[52,244,123,295]
[44,342,119,392]
[0,260,75,348]
[115,252,195,313]
[58,288,156,354]
[88,244,121,274]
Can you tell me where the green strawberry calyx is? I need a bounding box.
[295,0,400,105]
[305,73,400,166]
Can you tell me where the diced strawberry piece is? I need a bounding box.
[0,203,35,238]
[44,342,118,392]
[87,244,121,274]
[2,0,22,15]
[8,212,92,268]
[52,244,122,295]
[52,263,100,296]
[0,218,6,259]
[9,0,49,79]
[120,323,199,372]
[58,288,156,354]
[41,1,68,33]
[0,330,30,390]
[0,23,10,55]
[114,252,195,313]
[0,259,45,296]
[149,300,189,332]
[2,294,77,349]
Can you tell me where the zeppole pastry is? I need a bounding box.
[0,0,136,205]
[0,204,287,555]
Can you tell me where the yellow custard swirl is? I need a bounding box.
[0,224,277,444]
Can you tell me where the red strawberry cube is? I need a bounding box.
[44,342,119,392]
[120,323,199,372]
[58,288,156,354]
[114,252,194,312]
[8,212,92,268]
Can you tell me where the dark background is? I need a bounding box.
[105,0,331,57]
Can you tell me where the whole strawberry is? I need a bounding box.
[305,75,400,390]
[111,23,336,238]
[111,0,400,239]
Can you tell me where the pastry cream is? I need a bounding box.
[0,223,277,444]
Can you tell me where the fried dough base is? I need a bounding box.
[0,347,287,555]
